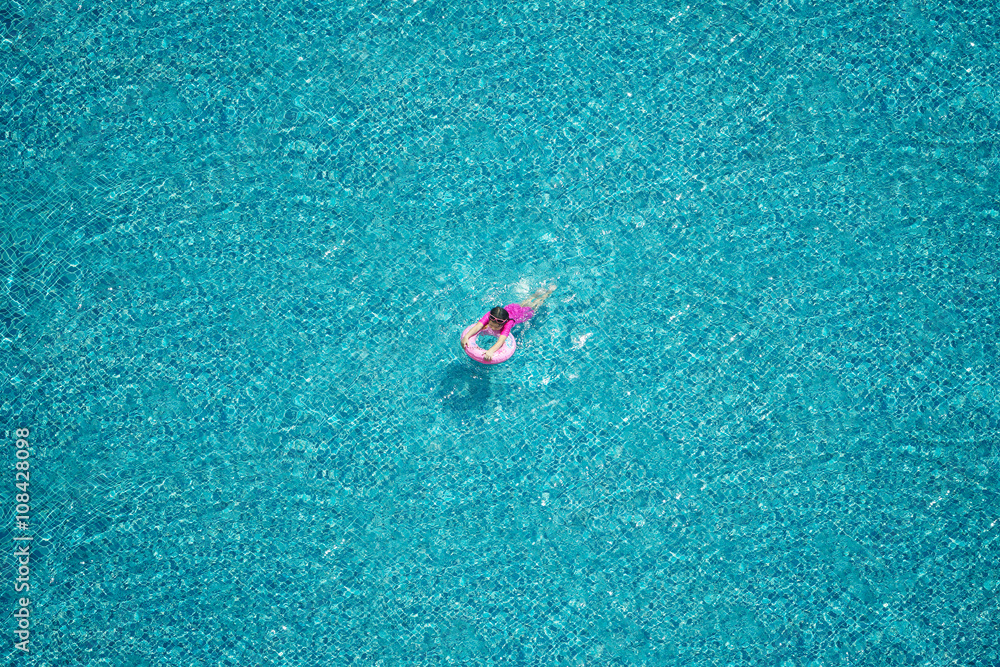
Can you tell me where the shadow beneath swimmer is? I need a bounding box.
[437,360,494,413]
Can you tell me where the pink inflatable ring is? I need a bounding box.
[462,323,517,364]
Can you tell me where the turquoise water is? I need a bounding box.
[2,0,998,664]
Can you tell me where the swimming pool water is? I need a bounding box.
[2,0,998,664]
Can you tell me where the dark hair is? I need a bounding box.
[489,306,510,323]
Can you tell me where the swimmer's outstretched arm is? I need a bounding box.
[482,335,507,361]
[460,321,484,349]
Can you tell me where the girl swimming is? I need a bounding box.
[460,285,556,362]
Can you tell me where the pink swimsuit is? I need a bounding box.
[477,303,536,337]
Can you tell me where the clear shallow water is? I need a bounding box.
[2,0,998,664]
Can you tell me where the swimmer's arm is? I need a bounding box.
[460,322,484,347]
[485,335,507,354]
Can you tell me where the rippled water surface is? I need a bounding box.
[2,0,998,664]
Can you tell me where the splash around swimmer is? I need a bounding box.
[460,285,556,363]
